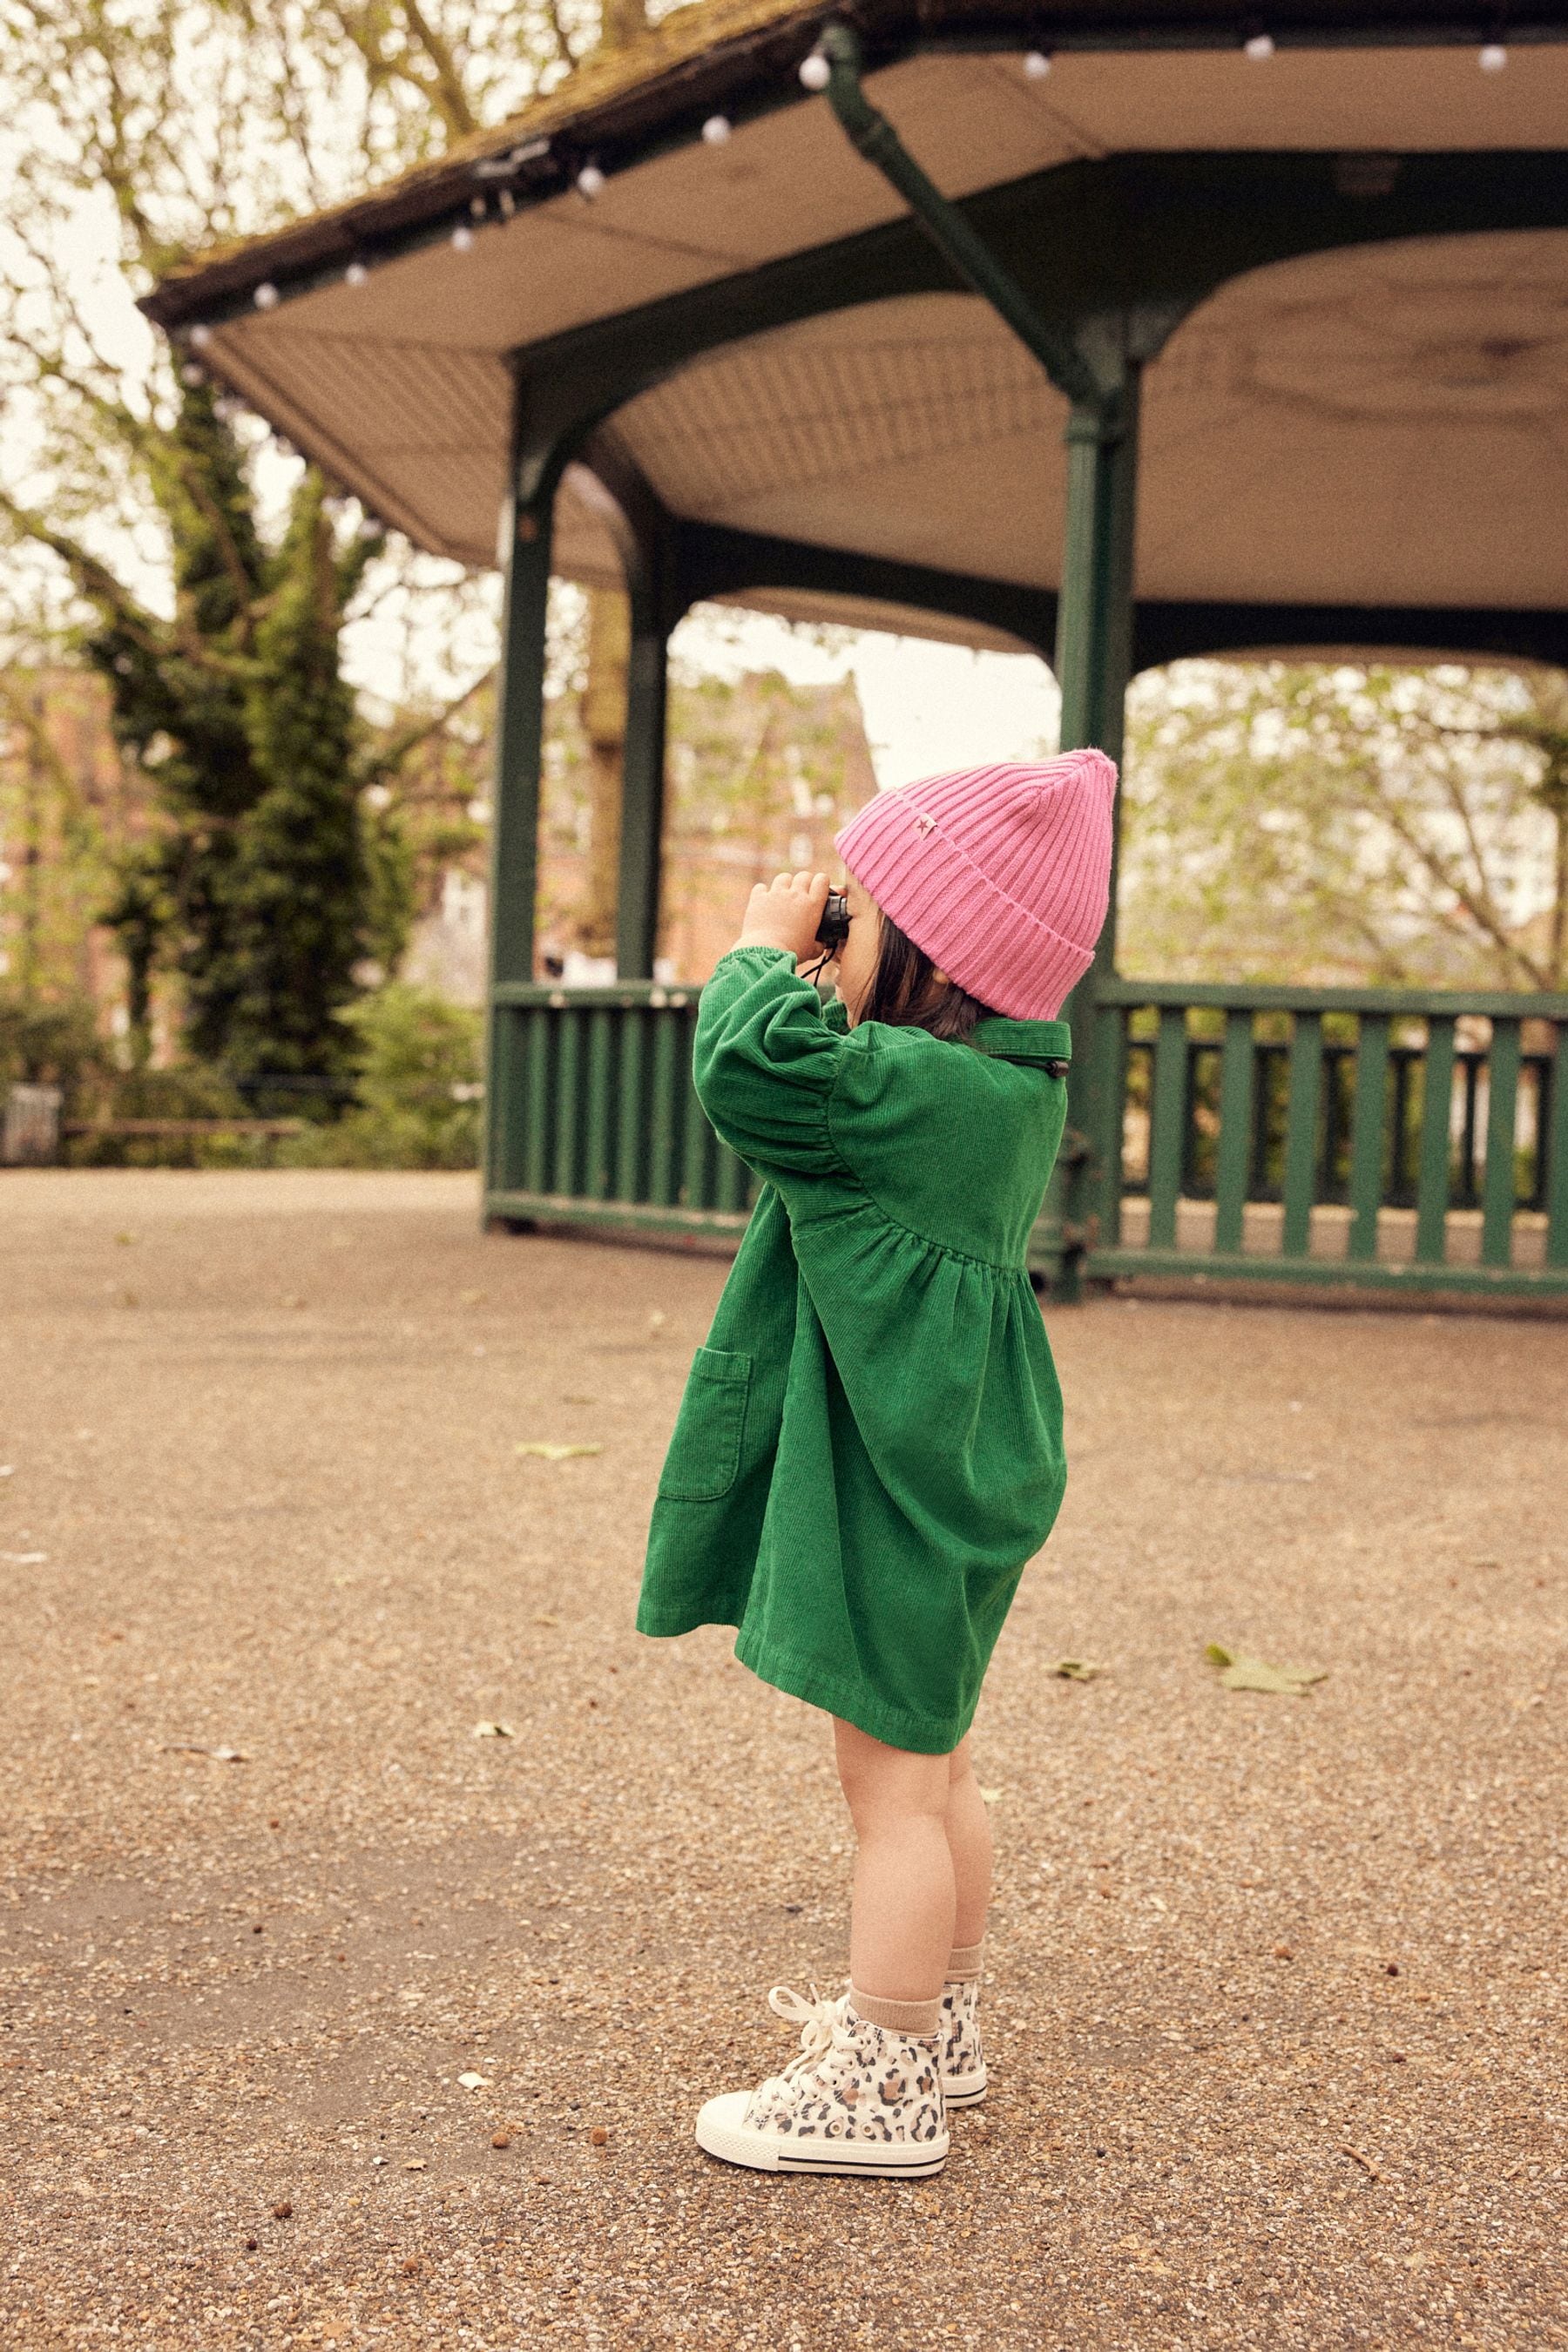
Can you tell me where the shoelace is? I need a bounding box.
[763,1981,852,2084]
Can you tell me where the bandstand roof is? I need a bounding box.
[142,1,1568,657]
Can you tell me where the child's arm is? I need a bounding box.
[693,871,847,1180]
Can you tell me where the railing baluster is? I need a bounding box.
[584,1008,612,1200]
[1213,1010,1254,1254]
[485,1004,520,1193]
[1092,1002,1128,1250]
[524,1004,551,1194]
[1281,1013,1322,1259]
[680,1008,712,1206]
[551,1008,582,1196]
[1146,1008,1186,1250]
[1481,1017,1522,1267]
[1414,1016,1456,1266]
[1347,1014,1391,1260]
[648,1011,679,1206]
[615,1009,645,1201]
[1547,1022,1568,1270]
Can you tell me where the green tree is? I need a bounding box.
[0,0,654,1062]
[1120,660,1568,991]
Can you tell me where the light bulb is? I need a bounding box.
[701,114,732,145]
[345,260,368,287]
[1479,42,1506,70]
[1024,50,1051,79]
[1243,31,1275,59]
[576,163,605,199]
[189,324,212,349]
[799,51,830,91]
[253,281,280,310]
[452,224,474,251]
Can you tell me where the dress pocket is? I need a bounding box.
[657,1345,754,1502]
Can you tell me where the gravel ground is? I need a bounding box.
[1,1168,1563,2352]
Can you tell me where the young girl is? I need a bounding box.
[636,751,1117,2179]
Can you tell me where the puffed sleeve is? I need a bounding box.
[692,946,849,1180]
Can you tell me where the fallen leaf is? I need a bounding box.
[2,1551,48,1566]
[163,1742,247,1761]
[472,1720,514,1740]
[402,2159,427,2173]
[647,1310,667,1331]
[0,1465,15,1477]
[115,1232,136,1246]
[490,2131,511,2150]
[516,1442,603,1461]
[563,1394,596,1406]
[459,1288,486,1306]
[1206,1642,1327,1697]
[1050,1658,1104,1681]
[534,1612,560,1627]
[979,1787,1005,1805]
[456,2072,489,2090]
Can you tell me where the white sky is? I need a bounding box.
[671,606,1060,791]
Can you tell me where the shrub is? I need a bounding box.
[0,991,115,1123]
[278,983,481,1169]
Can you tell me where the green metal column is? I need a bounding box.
[483,389,568,1204]
[615,543,672,981]
[813,24,1166,1301]
[1055,354,1142,1297]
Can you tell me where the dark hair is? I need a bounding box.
[859,911,994,1042]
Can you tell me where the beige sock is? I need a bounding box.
[946,1938,985,1984]
[849,1984,943,2038]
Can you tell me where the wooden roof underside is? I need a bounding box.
[144,8,1568,652]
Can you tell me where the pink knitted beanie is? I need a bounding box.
[833,751,1118,1021]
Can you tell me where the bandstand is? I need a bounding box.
[143,0,1568,1301]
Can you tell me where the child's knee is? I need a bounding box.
[833,1718,950,1826]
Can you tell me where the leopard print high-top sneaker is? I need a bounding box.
[695,1984,948,2178]
[939,1974,987,2105]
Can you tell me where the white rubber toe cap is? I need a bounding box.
[694,2091,948,2178]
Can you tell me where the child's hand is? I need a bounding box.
[734,870,832,962]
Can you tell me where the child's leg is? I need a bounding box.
[945,1734,992,1950]
[833,1717,956,2004]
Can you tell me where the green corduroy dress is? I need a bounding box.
[636,944,1073,1754]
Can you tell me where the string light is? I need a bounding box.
[576,162,605,199]
[498,189,517,218]
[253,281,279,309]
[470,194,487,219]
[1479,42,1507,69]
[799,50,830,91]
[189,324,212,350]
[179,362,205,387]
[345,260,368,287]
[1024,50,1051,79]
[452,224,474,251]
[701,114,732,144]
[1243,31,1275,59]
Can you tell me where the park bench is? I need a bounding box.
[60,1117,304,1165]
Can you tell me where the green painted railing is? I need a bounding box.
[485,978,1568,1302]
[1084,979,1568,1300]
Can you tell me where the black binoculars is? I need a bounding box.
[814,890,850,955]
